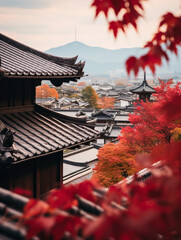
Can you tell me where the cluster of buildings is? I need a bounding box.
[0,33,157,239]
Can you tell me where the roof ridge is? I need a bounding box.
[0,33,78,66]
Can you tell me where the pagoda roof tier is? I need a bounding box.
[131,72,155,94]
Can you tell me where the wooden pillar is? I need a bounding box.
[60,151,63,187]
[35,159,40,199]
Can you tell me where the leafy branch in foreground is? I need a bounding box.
[91,0,181,76]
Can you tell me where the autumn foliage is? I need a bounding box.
[94,81,181,186]
[77,81,86,86]
[81,86,98,108]
[93,140,137,187]
[91,0,145,37]
[121,81,181,153]
[36,84,59,99]
[97,96,115,109]
[91,0,181,76]
[125,13,181,75]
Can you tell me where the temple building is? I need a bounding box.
[130,72,155,101]
[0,33,100,198]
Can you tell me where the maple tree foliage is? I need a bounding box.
[91,0,145,37]
[36,84,59,99]
[81,86,99,108]
[97,96,115,109]
[94,81,181,187]
[120,81,181,153]
[93,140,137,187]
[91,0,181,76]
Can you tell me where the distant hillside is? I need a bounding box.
[46,41,181,78]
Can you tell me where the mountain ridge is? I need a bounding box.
[45,41,181,78]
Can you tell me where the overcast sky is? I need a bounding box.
[0,0,180,51]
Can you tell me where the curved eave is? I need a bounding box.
[131,83,155,94]
[1,73,83,80]
[131,88,155,94]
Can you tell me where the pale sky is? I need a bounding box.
[0,0,181,51]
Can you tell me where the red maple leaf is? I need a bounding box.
[109,20,125,37]
[125,56,140,75]
[91,0,112,17]
[111,0,125,15]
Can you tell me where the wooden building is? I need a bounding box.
[0,33,99,198]
[130,72,155,101]
[90,109,116,124]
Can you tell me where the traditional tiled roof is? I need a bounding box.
[63,162,92,184]
[130,72,155,94]
[0,105,100,163]
[76,110,86,117]
[63,146,99,184]
[91,109,115,119]
[108,125,121,138]
[64,146,98,166]
[0,33,85,85]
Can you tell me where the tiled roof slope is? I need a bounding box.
[64,146,98,165]
[91,109,115,119]
[0,33,84,80]
[131,81,155,93]
[0,106,99,163]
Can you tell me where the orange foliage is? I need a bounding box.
[116,82,124,85]
[77,82,86,86]
[97,97,115,109]
[94,140,137,187]
[36,84,58,99]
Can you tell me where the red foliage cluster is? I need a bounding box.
[120,81,181,154]
[91,1,181,76]
[126,13,181,75]
[91,0,145,37]
[22,181,101,239]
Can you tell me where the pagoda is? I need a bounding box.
[131,72,155,101]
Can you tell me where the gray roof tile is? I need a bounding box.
[0,33,84,80]
[0,110,99,162]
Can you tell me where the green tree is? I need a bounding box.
[81,86,98,108]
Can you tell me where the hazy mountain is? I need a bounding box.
[46,41,181,78]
